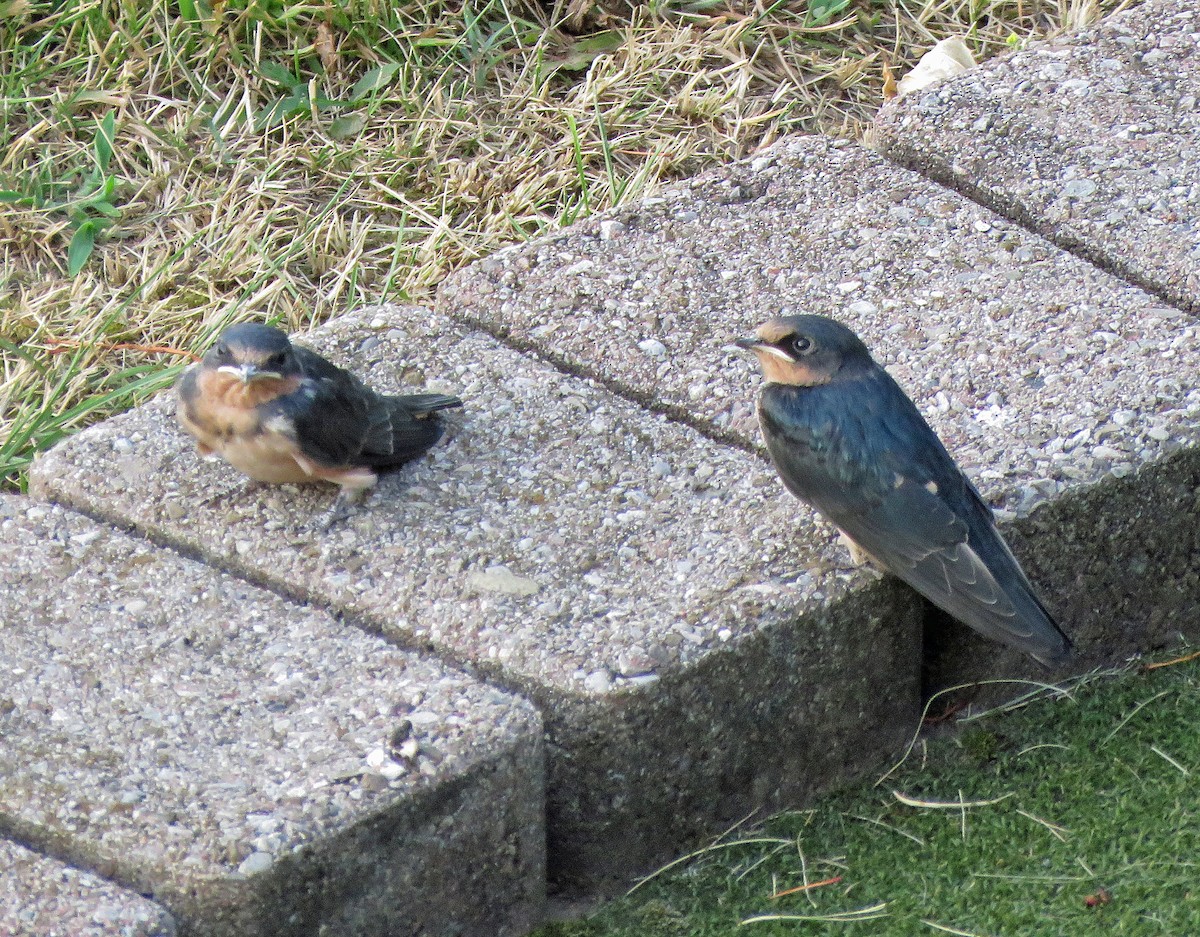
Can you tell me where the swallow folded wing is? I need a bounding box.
[834,475,1031,645]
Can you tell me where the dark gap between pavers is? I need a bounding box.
[29,307,923,893]
[1,839,177,937]
[436,132,1200,688]
[0,495,544,937]
[872,0,1200,314]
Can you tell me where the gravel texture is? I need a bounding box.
[0,495,544,936]
[872,0,1200,313]
[437,132,1200,676]
[0,839,176,937]
[29,307,924,889]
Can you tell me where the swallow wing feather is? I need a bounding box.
[835,475,1022,625]
[284,373,377,467]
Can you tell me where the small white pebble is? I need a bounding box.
[599,220,626,241]
[563,259,595,276]
[238,852,273,876]
[583,670,613,694]
[1062,178,1097,199]
[366,748,388,769]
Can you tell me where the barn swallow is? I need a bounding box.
[177,323,462,498]
[736,314,1071,667]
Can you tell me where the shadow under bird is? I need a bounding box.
[177,323,462,494]
[736,314,1071,667]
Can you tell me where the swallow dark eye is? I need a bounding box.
[214,343,229,358]
[790,335,814,356]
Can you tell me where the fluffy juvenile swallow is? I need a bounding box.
[736,314,1071,667]
[177,323,461,495]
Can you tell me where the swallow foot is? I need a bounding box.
[838,531,884,578]
[309,487,370,532]
[311,499,355,531]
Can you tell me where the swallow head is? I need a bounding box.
[203,323,301,385]
[736,314,873,386]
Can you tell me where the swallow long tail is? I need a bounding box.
[372,392,463,467]
[759,368,1072,667]
[396,392,463,416]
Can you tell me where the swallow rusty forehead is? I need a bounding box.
[754,317,800,345]
[212,323,293,361]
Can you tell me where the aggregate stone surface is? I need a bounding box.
[437,131,1200,678]
[29,307,924,887]
[0,495,544,936]
[0,839,176,937]
[873,0,1200,312]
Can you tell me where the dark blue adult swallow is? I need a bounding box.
[177,323,461,495]
[736,314,1071,667]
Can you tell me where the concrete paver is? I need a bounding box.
[29,308,924,889]
[26,8,1200,907]
[0,495,544,936]
[437,133,1200,683]
[873,0,1200,312]
[0,840,176,937]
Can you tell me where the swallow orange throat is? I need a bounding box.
[204,368,301,409]
[750,348,831,387]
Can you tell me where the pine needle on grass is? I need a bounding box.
[741,902,889,925]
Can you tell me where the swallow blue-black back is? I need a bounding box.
[278,346,461,471]
[758,360,1071,667]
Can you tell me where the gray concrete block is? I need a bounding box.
[0,496,544,936]
[0,839,176,937]
[872,0,1200,312]
[28,308,924,889]
[436,133,1200,679]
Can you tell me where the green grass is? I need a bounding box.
[541,655,1200,936]
[1,0,1133,486]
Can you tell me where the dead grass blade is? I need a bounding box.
[742,902,889,925]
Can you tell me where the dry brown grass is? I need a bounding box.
[0,0,1130,483]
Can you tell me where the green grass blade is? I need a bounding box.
[66,221,97,276]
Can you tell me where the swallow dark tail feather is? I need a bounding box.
[177,322,462,495]
[737,314,1072,667]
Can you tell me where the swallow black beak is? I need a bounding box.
[734,336,765,351]
[217,363,279,384]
